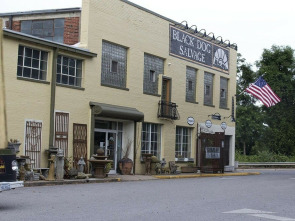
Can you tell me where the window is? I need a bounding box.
[175,126,191,159]
[141,123,161,158]
[204,72,214,105]
[101,41,127,88]
[17,45,48,80]
[56,55,82,87]
[143,53,164,95]
[111,60,118,73]
[220,77,228,108]
[186,67,197,102]
[21,19,65,43]
[149,70,156,82]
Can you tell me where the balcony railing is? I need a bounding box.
[157,100,180,120]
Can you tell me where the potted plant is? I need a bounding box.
[7,139,21,153]
[181,162,198,173]
[118,139,134,175]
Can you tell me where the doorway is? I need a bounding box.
[94,131,117,174]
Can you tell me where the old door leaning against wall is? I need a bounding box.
[25,121,42,168]
[198,132,225,173]
[73,124,87,173]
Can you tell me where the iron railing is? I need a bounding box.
[157,100,180,120]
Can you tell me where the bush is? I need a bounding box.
[235,151,294,162]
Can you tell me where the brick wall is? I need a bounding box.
[64,17,80,45]
[5,20,21,32]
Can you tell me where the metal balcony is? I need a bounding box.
[157,100,180,120]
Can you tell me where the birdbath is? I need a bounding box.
[89,154,112,178]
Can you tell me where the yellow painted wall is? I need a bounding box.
[2,0,237,173]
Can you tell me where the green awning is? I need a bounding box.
[90,102,144,122]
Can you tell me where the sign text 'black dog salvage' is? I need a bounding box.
[170,26,229,73]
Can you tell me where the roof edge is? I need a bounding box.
[3,29,96,57]
[0,7,81,17]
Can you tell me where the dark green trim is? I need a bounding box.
[101,83,130,91]
[90,102,144,122]
[56,83,85,91]
[4,29,97,58]
[17,77,50,85]
[49,48,58,149]
[90,105,95,156]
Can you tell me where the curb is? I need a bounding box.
[24,178,121,187]
[154,172,260,179]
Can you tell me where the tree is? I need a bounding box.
[235,54,265,155]
[255,46,295,155]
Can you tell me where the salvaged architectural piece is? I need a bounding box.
[0,0,237,175]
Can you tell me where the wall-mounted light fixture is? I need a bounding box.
[216,36,223,44]
[199,29,206,37]
[207,32,215,40]
[223,40,231,47]
[224,115,235,122]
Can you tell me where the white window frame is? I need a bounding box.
[175,126,192,161]
[141,123,161,159]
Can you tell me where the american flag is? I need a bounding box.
[245,77,281,107]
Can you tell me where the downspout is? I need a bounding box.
[133,121,137,174]
[48,48,59,153]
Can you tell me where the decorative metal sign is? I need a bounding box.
[221,122,227,130]
[187,117,195,125]
[205,120,212,128]
[210,113,221,120]
[170,25,229,73]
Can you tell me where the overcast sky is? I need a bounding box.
[1,0,294,67]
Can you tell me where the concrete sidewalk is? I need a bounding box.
[24,170,260,187]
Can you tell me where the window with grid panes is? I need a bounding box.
[220,77,228,108]
[141,123,161,159]
[204,72,214,105]
[186,67,197,102]
[56,55,82,87]
[143,53,164,95]
[175,126,191,159]
[17,45,48,80]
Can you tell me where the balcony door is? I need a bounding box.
[161,77,171,103]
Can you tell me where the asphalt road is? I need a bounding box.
[1,169,295,221]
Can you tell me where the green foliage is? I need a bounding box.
[235,151,293,162]
[236,46,295,158]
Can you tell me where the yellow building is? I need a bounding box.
[0,0,237,174]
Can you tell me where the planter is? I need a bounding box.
[181,166,198,173]
[118,158,133,175]
[7,142,21,154]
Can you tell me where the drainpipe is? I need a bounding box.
[133,121,137,174]
[48,48,58,154]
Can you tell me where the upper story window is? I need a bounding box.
[143,53,164,95]
[56,55,82,87]
[220,77,228,108]
[101,41,127,89]
[186,67,197,102]
[21,19,64,43]
[17,45,48,81]
[204,72,214,106]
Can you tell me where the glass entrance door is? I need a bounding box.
[94,131,117,174]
